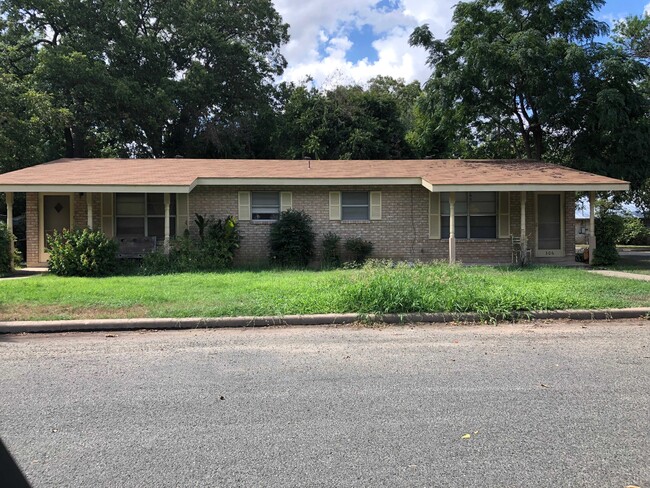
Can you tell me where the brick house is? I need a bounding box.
[0,158,629,267]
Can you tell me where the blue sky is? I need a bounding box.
[272,0,650,86]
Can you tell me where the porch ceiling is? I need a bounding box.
[0,158,630,193]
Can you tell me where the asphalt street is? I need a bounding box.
[1,320,649,487]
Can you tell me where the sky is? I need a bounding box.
[272,0,650,88]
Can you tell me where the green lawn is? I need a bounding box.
[1,264,649,322]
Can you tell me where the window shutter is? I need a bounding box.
[280,192,293,212]
[429,192,440,239]
[176,193,189,235]
[101,193,114,238]
[498,192,510,238]
[329,191,341,220]
[369,191,382,220]
[238,191,251,221]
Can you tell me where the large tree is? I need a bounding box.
[410,0,650,188]
[275,78,416,160]
[410,0,608,161]
[0,0,288,159]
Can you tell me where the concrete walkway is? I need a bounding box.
[587,269,650,281]
[0,267,48,280]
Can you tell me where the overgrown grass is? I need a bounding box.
[1,262,649,321]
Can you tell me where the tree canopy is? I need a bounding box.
[0,0,289,159]
[410,0,650,189]
[1,0,649,206]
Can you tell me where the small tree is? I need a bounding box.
[617,217,650,245]
[269,209,315,267]
[593,214,625,266]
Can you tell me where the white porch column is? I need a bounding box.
[589,191,596,265]
[86,192,93,229]
[520,191,527,262]
[164,193,170,255]
[449,192,456,264]
[6,192,14,268]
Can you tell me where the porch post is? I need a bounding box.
[164,193,170,255]
[86,192,93,229]
[6,192,14,268]
[589,191,596,265]
[449,192,456,264]
[520,191,527,262]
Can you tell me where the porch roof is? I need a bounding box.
[0,158,630,193]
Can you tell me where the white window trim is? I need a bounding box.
[440,192,498,239]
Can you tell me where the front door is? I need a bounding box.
[535,193,564,257]
[40,194,73,262]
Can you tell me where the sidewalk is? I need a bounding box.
[587,269,650,281]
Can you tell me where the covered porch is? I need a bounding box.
[4,191,190,266]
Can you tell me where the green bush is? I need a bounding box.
[617,217,650,245]
[141,215,240,274]
[344,237,374,264]
[47,228,118,277]
[269,209,315,267]
[0,221,15,275]
[593,214,625,266]
[321,232,341,268]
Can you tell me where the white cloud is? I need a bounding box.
[645,2,650,15]
[272,0,457,87]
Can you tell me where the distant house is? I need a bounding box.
[575,205,591,245]
[0,158,629,266]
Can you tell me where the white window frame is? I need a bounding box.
[341,191,370,221]
[251,191,281,221]
[115,193,176,238]
[440,192,498,239]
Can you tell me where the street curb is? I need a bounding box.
[0,308,649,334]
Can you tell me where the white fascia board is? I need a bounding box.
[422,183,630,192]
[0,185,192,193]
[194,177,424,187]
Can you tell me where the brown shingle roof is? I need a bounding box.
[0,158,629,190]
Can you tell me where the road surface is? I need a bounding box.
[1,320,649,487]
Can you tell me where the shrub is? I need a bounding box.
[202,215,241,267]
[593,214,625,266]
[321,232,341,268]
[617,217,650,245]
[269,209,315,267]
[141,215,240,274]
[344,237,374,264]
[0,221,15,275]
[47,228,118,277]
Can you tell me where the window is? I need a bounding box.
[252,192,280,221]
[440,192,497,239]
[341,191,369,221]
[115,193,176,238]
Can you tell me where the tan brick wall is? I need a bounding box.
[190,186,519,265]
[26,192,39,266]
[24,189,578,267]
[72,192,102,230]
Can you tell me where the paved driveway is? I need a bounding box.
[1,321,649,487]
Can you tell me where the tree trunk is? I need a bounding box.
[531,125,543,160]
[64,127,74,158]
[521,129,532,159]
[64,127,88,158]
